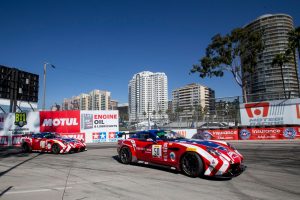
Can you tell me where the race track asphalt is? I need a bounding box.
[0,140,299,200]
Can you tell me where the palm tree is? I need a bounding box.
[143,111,147,121]
[286,27,300,96]
[272,53,290,99]
[152,110,156,121]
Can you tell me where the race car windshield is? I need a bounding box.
[157,131,185,140]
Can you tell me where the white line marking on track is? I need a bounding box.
[4,187,72,195]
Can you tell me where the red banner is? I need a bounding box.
[201,129,239,140]
[239,127,300,140]
[12,135,23,146]
[0,136,8,146]
[40,111,80,133]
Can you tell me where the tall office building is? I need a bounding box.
[62,89,111,110]
[172,83,215,120]
[128,71,168,122]
[243,14,299,101]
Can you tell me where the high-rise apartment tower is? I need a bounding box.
[128,71,168,122]
[243,14,299,101]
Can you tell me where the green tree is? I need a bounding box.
[286,26,300,96]
[175,106,183,122]
[272,53,290,99]
[190,28,264,103]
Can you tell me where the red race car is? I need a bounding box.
[22,132,87,154]
[117,130,246,178]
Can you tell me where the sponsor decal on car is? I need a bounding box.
[170,152,176,161]
[152,145,162,158]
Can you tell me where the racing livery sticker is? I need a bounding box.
[152,145,162,158]
[170,152,176,161]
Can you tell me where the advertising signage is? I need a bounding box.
[240,98,300,126]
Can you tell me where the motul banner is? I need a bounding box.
[40,110,80,133]
[240,98,300,126]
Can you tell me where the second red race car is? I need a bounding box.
[22,132,87,154]
[117,130,246,178]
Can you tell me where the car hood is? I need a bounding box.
[173,139,228,150]
[60,137,79,143]
[173,138,243,163]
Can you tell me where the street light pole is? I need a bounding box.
[42,62,55,110]
[42,63,47,110]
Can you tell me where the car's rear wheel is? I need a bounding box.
[119,146,132,164]
[22,142,31,153]
[180,152,203,178]
[52,143,60,154]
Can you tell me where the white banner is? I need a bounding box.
[80,110,119,143]
[240,98,300,126]
[0,112,40,146]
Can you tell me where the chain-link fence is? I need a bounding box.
[163,91,297,129]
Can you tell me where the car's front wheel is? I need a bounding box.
[119,146,132,164]
[180,152,203,178]
[22,142,31,153]
[52,143,60,154]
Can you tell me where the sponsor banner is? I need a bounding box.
[91,131,120,143]
[171,129,197,139]
[240,98,300,126]
[239,127,300,140]
[0,136,8,146]
[0,112,40,146]
[59,133,86,142]
[40,110,80,133]
[12,135,23,146]
[81,110,119,143]
[80,110,119,131]
[194,129,239,140]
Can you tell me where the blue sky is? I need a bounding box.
[1,0,300,109]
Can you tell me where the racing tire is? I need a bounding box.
[119,146,132,164]
[22,142,31,153]
[180,152,203,178]
[52,143,60,154]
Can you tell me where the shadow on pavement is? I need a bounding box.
[0,186,13,197]
[0,153,41,178]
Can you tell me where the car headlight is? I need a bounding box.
[207,147,221,156]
